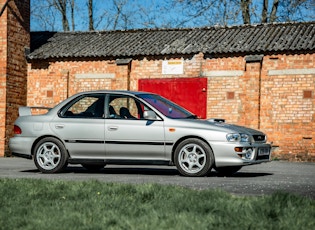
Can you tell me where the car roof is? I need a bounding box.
[49,90,157,114]
[77,90,154,96]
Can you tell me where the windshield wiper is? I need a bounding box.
[185,115,198,119]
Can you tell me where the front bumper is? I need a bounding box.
[209,141,272,167]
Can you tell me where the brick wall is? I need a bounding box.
[27,52,315,161]
[1,0,312,160]
[261,54,315,161]
[202,53,314,161]
[0,0,8,156]
[0,0,30,156]
[202,56,246,124]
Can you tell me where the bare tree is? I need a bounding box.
[31,0,58,31]
[70,0,75,30]
[240,0,251,24]
[30,0,315,31]
[88,0,94,30]
[269,0,279,22]
[52,0,70,31]
[261,0,269,23]
[172,0,312,25]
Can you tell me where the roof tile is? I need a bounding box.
[29,22,315,60]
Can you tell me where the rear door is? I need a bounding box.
[51,93,105,158]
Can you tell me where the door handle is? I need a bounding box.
[55,124,65,129]
[108,126,118,131]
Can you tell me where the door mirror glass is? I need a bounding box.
[143,110,158,120]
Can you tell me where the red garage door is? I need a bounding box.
[138,77,207,118]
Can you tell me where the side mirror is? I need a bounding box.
[143,110,158,120]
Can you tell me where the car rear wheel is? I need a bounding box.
[34,137,68,173]
[174,138,214,177]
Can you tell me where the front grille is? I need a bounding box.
[253,135,266,142]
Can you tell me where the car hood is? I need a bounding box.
[171,118,266,135]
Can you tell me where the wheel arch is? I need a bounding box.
[31,135,69,157]
[171,135,214,163]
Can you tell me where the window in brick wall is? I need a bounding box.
[303,90,313,99]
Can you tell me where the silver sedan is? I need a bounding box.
[9,90,271,177]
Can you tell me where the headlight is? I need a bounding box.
[227,133,250,142]
[226,133,240,142]
[240,133,250,142]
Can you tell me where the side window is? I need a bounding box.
[61,94,105,119]
[106,94,147,119]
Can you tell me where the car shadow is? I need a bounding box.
[21,166,273,178]
[211,171,273,178]
[101,167,179,176]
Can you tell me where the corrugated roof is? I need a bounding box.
[28,22,315,60]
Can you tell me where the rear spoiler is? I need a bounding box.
[19,106,52,116]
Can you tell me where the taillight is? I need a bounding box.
[14,125,22,135]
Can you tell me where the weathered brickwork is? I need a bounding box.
[201,56,247,124]
[0,0,29,156]
[0,0,8,156]
[27,53,315,161]
[261,54,315,161]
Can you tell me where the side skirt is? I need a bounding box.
[68,158,173,166]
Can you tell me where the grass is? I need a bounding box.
[0,179,314,230]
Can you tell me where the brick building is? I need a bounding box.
[0,0,29,157]
[1,0,314,160]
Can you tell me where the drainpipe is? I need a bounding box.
[245,54,264,129]
[116,58,132,90]
[66,71,70,98]
[127,61,131,91]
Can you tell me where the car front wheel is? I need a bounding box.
[34,137,68,173]
[174,138,214,177]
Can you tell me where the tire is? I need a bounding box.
[174,138,214,177]
[33,137,68,173]
[81,163,106,172]
[214,166,242,176]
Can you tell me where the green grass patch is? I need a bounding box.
[0,178,314,230]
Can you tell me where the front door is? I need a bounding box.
[104,93,165,160]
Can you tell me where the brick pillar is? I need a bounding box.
[239,61,261,129]
[0,0,30,156]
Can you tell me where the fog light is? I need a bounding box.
[244,148,253,160]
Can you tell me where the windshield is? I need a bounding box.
[138,93,197,119]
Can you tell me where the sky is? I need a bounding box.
[30,0,315,32]
[31,0,174,31]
